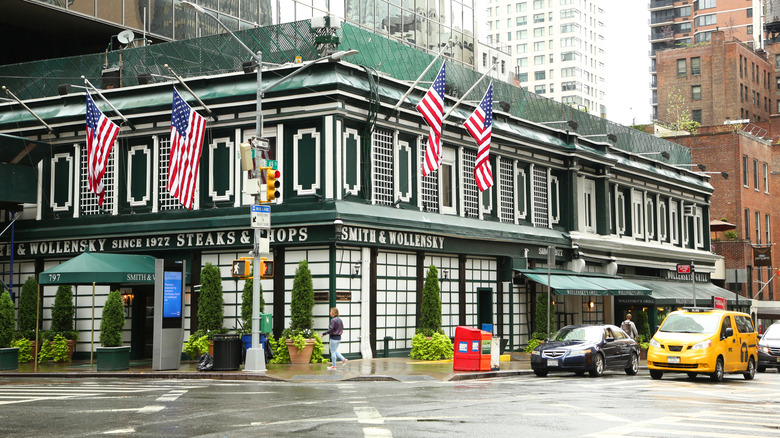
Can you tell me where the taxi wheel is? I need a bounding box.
[534,369,548,377]
[589,353,605,377]
[709,357,724,382]
[743,358,756,380]
[625,352,639,375]
[649,369,663,380]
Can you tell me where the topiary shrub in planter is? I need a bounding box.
[198,263,224,333]
[50,285,77,360]
[18,276,42,337]
[97,290,130,371]
[0,290,18,370]
[280,260,323,364]
[410,266,453,360]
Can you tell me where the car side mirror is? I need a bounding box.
[725,327,734,338]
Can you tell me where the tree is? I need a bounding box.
[635,310,651,340]
[50,285,75,333]
[197,263,224,333]
[18,276,41,335]
[418,265,442,335]
[289,260,314,333]
[533,293,556,339]
[241,277,264,332]
[99,290,125,347]
[0,290,14,348]
[665,86,700,134]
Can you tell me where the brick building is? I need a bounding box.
[656,30,773,127]
[668,130,776,305]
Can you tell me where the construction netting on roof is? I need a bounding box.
[0,19,690,164]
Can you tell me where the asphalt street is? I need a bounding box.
[1,369,779,437]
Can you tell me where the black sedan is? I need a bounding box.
[530,325,640,377]
[758,322,780,372]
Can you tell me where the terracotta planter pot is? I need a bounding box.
[286,339,315,364]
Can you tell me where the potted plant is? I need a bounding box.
[50,285,78,360]
[0,290,19,370]
[97,290,130,371]
[183,329,210,360]
[37,332,71,364]
[410,265,454,361]
[17,276,41,356]
[281,260,322,363]
[197,263,226,356]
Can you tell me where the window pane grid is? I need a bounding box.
[532,166,548,228]
[420,142,439,212]
[372,129,394,206]
[499,159,514,223]
[158,137,184,211]
[80,144,114,215]
[462,149,479,217]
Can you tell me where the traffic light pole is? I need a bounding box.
[244,224,266,372]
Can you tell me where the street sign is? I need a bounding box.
[251,204,271,229]
[259,159,278,170]
[677,264,691,274]
[712,296,727,310]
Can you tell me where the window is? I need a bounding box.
[646,198,655,240]
[695,207,704,249]
[631,190,644,238]
[517,16,527,26]
[694,14,716,27]
[439,148,456,215]
[659,201,668,242]
[764,163,769,193]
[691,57,701,75]
[756,212,762,244]
[534,85,546,93]
[678,6,691,17]
[766,214,771,244]
[748,25,753,35]
[615,190,626,236]
[694,31,712,43]
[534,13,545,23]
[372,129,394,206]
[517,30,528,40]
[691,85,701,101]
[561,23,580,34]
[533,0,544,9]
[670,201,679,244]
[534,55,545,65]
[745,208,750,240]
[691,109,702,123]
[747,8,753,18]
[754,159,759,190]
[561,8,579,19]
[743,155,749,187]
[776,54,780,69]
[698,0,716,10]
[518,57,528,67]
[534,41,546,50]
[517,43,527,53]
[534,27,544,37]
[517,2,527,12]
[535,70,546,80]
[532,166,549,228]
[677,59,687,77]
[561,51,580,62]
[675,22,691,33]
[581,178,596,232]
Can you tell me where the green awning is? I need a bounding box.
[524,273,651,296]
[630,279,746,306]
[39,252,156,285]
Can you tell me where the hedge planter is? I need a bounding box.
[286,339,315,364]
[0,347,19,371]
[97,346,131,371]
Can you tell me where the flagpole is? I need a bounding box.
[81,76,136,131]
[384,40,452,121]
[2,86,54,133]
[165,65,218,121]
[443,63,498,121]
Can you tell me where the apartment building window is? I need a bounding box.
[691,109,702,123]
[534,13,545,23]
[766,215,771,244]
[561,23,580,34]
[694,14,716,27]
[533,0,544,9]
[743,155,749,187]
[748,25,753,35]
[745,208,751,240]
[756,212,761,244]
[535,70,546,80]
[534,27,544,37]
[534,41,545,51]
[518,57,528,67]
[517,16,527,25]
[698,0,716,10]
[691,57,701,75]
[581,178,596,232]
[747,8,753,18]
[517,2,527,12]
[561,8,579,19]
[631,190,644,238]
[754,159,759,190]
[694,32,712,43]
[517,72,528,82]
[764,163,769,193]
[691,85,701,101]
[776,55,780,69]
[534,85,546,93]
[561,51,580,61]
[677,59,687,78]
[517,43,527,53]
[678,6,691,17]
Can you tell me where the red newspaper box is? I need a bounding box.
[453,326,493,371]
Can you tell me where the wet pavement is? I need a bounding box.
[1,352,649,382]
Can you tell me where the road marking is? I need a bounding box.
[355,406,385,425]
[75,405,165,414]
[103,428,135,434]
[156,389,188,402]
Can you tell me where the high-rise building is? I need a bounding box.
[483,0,607,118]
[649,0,761,121]
[2,0,478,69]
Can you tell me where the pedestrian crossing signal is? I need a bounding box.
[260,260,274,278]
[232,259,250,279]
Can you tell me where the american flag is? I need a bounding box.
[417,62,446,177]
[85,92,119,206]
[464,83,494,192]
[167,88,206,210]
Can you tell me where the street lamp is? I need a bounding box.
[182,1,357,373]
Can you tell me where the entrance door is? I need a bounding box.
[130,286,155,360]
[477,287,493,330]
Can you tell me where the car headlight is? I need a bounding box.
[649,338,661,348]
[691,339,712,350]
[568,349,591,357]
[759,346,770,354]
[531,350,540,355]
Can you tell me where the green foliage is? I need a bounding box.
[198,263,225,332]
[267,331,326,364]
[18,276,41,333]
[634,310,651,340]
[723,230,738,240]
[524,338,543,353]
[665,86,700,134]
[50,285,75,333]
[534,294,555,336]
[290,260,314,333]
[417,265,442,334]
[99,290,125,347]
[38,334,70,363]
[410,332,454,360]
[311,334,327,363]
[241,277,264,333]
[0,290,14,348]
[12,338,32,363]
[267,334,290,364]
[183,329,211,360]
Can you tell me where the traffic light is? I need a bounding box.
[260,259,274,279]
[266,169,280,201]
[231,259,251,279]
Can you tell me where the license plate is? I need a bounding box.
[667,356,681,364]
[547,359,559,367]
[776,357,780,363]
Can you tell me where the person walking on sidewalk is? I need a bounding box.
[621,313,639,340]
[322,307,347,370]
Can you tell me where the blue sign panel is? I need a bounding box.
[163,270,182,318]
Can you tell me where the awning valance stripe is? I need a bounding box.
[523,273,651,296]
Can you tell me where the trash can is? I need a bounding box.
[213,334,242,371]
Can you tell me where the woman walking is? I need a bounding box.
[322,307,347,369]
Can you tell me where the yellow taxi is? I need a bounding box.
[647,307,757,382]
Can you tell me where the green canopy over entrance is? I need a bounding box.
[523,273,651,296]
[38,252,156,285]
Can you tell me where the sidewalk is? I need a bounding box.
[1,353,648,382]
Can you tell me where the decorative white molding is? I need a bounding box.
[208,137,234,202]
[549,171,559,226]
[72,143,80,218]
[325,116,334,200]
[127,145,151,207]
[50,153,73,212]
[516,165,527,221]
[293,128,321,196]
[152,135,159,213]
[343,128,360,196]
[395,137,412,203]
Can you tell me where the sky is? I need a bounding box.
[603,1,652,126]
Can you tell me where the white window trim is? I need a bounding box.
[394,136,412,203]
[615,187,626,236]
[440,147,457,215]
[343,128,361,196]
[127,145,151,207]
[549,171,559,226]
[670,200,679,245]
[208,137,235,202]
[516,165,527,221]
[645,196,655,241]
[631,189,644,239]
[659,200,668,242]
[581,177,596,233]
[695,206,704,249]
[50,152,73,212]
[293,128,321,196]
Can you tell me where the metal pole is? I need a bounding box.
[547,246,555,339]
[385,41,452,121]
[442,63,497,121]
[34,284,40,372]
[91,282,95,369]
[691,259,696,307]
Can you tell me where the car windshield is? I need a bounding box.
[659,313,720,334]
[551,326,602,343]
[764,325,780,340]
